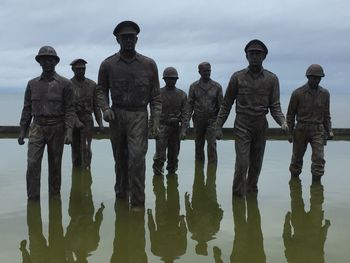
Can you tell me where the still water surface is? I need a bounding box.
[0,139,349,262]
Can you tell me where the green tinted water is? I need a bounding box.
[0,139,349,262]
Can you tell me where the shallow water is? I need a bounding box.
[0,139,349,262]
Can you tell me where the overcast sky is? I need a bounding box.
[1,0,350,94]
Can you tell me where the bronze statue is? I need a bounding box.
[152,67,187,176]
[184,62,223,163]
[147,175,187,262]
[283,178,330,262]
[216,39,288,196]
[287,64,333,181]
[18,46,75,200]
[96,20,162,210]
[70,58,103,170]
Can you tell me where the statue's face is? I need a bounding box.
[307,75,322,89]
[72,65,86,79]
[164,77,178,88]
[199,68,211,81]
[246,50,266,67]
[117,33,138,52]
[38,56,58,73]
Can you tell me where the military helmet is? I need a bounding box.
[35,46,60,63]
[163,67,179,78]
[305,64,325,77]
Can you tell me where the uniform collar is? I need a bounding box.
[199,78,212,85]
[245,66,265,77]
[71,76,86,84]
[39,72,59,81]
[115,51,141,63]
[306,83,321,94]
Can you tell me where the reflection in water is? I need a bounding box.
[65,168,105,262]
[230,194,266,263]
[185,161,223,255]
[283,178,330,263]
[213,246,224,263]
[147,175,187,263]
[111,199,147,263]
[20,196,66,263]
[20,169,104,263]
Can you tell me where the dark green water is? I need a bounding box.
[0,139,349,262]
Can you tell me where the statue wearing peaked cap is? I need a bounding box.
[96,20,162,210]
[70,58,104,170]
[216,39,288,197]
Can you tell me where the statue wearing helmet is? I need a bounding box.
[287,64,333,181]
[18,46,75,200]
[152,67,187,176]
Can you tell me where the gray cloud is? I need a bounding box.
[1,0,349,94]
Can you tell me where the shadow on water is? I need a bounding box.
[19,168,104,263]
[185,161,224,257]
[147,174,187,263]
[283,178,330,263]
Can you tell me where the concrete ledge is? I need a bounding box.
[1,126,350,140]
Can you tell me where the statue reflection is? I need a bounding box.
[65,168,105,262]
[19,196,66,263]
[147,175,187,263]
[283,178,330,263]
[213,246,224,263]
[185,161,223,256]
[230,194,266,263]
[111,199,147,263]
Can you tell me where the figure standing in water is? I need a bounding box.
[216,39,288,196]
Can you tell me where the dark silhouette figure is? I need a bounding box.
[18,46,75,200]
[96,20,162,209]
[231,194,266,263]
[213,246,224,263]
[287,64,333,181]
[65,168,105,262]
[147,175,187,262]
[185,162,223,255]
[152,67,187,176]
[216,40,288,196]
[70,58,104,170]
[185,62,223,163]
[19,196,67,263]
[111,199,148,263]
[283,178,330,263]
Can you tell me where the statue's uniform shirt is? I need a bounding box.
[96,52,161,206]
